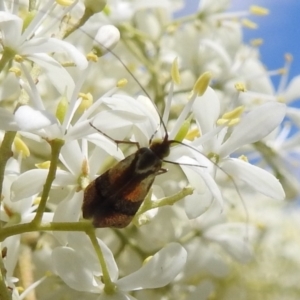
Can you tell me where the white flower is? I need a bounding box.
[52,232,187,299]
[181,87,286,218]
[0,11,87,97]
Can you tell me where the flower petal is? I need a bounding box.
[0,12,22,48]
[204,222,254,263]
[22,37,88,70]
[28,53,75,100]
[284,75,300,103]
[10,169,47,201]
[193,87,221,135]
[11,169,73,201]
[14,105,57,131]
[68,233,119,282]
[52,247,100,293]
[219,102,286,157]
[117,243,187,291]
[222,158,285,200]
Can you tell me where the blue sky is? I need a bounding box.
[176,0,300,89]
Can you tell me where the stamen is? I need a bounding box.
[250,5,269,16]
[117,78,128,88]
[250,39,263,47]
[56,95,69,124]
[241,18,258,29]
[56,0,74,7]
[14,54,24,63]
[14,136,30,157]
[235,82,247,92]
[171,57,181,85]
[87,52,98,62]
[9,67,22,77]
[193,71,212,96]
[35,161,51,169]
[76,93,94,113]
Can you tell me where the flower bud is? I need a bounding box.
[93,25,120,56]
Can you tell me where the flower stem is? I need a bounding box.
[0,131,17,203]
[135,186,194,216]
[0,254,12,300]
[32,139,64,225]
[85,229,116,294]
[0,222,94,242]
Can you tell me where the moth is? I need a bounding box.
[82,122,179,228]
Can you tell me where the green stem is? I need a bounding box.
[135,186,194,216]
[0,131,17,202]
[63,8,93,39]
[113,229,147,257]
[0,253,12,300]
[86,229,116,294]
[32,139,64,225]
[0,221,94,242]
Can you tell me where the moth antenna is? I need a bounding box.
[162,159,206,168]
[89,122,140,149]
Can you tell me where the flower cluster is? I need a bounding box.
[0,1,299,300]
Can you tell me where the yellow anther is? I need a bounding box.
[222,106,245,119]
[217,118,229,126]
[217,106,244,127]
[171,57,181,85]
[174,119,190,142]
[193,71,212,96]
[250,5,269,16]
[186,127,200,140]
[278,68,286,75]
[166,23,179,34]
[77,93,93,113]
[17,287,24,293]
[33,197,41,205]
[56,0,74,7]
[277,96,285,103]
[56,95,69,124]
[14,54,24,63]
[235,82,247,92]
[9,67,22,77]
[250,38,263,47]
[285,53,293,62]
[86,52,98,62]
[241,18,258,29]
[117,78,128,88]
[227,118,240,126]
[14,136,30,157]
[35,161,51,169]
[239,155,249,162]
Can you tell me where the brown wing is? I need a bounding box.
[82,150,162,228]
